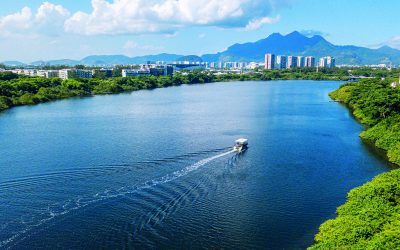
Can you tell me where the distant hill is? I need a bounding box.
[1,61,26,67]
[80,55,133,65]
[176,55,203,62]
[31,59,80,66]
[201,31,400,65]
[80,53,184,66]
[202,31,326,62]
[3,31,400,66]
[3,54,184,67]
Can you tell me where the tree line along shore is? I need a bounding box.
[0,67,354,112]
[1,66,399,113]
[2,66,400,248]
[310,76,400,249]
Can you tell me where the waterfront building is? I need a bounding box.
[99,68,113,77]
[148,65,173,76]
[297,56,305,68]
[276,55,287,69]
[265,53,276,69]
[59,69,69,80]
[59,69,94,80]
[122,69,151,77]
[73,69,94,79]
[37,70,59,78]
[327,56,336,68]
[247,62,260,69]
[305,56,316,67]
[287,56,298,68]
[18,69,37,77]
[319,56,336,68]
[170,62,205,71]
[238,62,248,69]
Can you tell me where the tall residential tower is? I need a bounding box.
[265,53,276,69]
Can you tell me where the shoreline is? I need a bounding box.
[0,75,347,114]
[309,78,400,248]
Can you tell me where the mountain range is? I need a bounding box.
[3,31,400,66]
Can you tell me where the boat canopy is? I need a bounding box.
[235,138,248,145]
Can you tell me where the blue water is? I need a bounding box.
[0,81,391,249]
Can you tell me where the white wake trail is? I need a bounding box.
[0,149,235,249]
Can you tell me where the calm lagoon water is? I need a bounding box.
[0,80,391,249]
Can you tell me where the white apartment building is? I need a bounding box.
[58,69,94,80]
[37,70,59,78]
[122,69,151,77]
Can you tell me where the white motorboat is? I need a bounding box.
[233,138,248,153]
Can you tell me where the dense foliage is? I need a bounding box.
[329,78,400,164]
[311,77,400,249]
[309,169,400,249]
[0,68,351,113]
[1,67,397,113]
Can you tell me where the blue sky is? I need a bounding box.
[1,0,399,62]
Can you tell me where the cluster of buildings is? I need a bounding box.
[264,54,336,69]
[10,64,175,79]
[4,55,338,80]
[122,64,173,77]
[11,69,95,80]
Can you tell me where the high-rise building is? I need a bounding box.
[297,56,305,68]
[276,55,287,69]
[287,56,298,68]
[265,53,276,69]
[326,56,336,68]
[319,57,327,68]
[305,56,316,67]
[319,56,336,68]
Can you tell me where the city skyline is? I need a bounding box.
[1,0,400,62]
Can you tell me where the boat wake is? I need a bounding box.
[0,149,236,249]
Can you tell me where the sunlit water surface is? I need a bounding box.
[0,81,390,249]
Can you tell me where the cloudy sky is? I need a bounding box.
[1,0,399,62]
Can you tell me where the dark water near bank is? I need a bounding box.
[0,81,390,249]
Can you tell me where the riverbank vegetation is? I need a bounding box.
[329,78,400,164]
[1,67,399,113]
[310,76,400,248]
[0,68,351,113]
[309,169,400,249]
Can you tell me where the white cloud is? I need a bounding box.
[35,2,70,35]
[0,7,32,37]
[64,0,287,35]
[243,16,280,31]
[300,29,329,37]
[0,0,290,38]
[380,36,400,49]
[0,2,69,37]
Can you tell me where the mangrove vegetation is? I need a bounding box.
[0,67,352,113]
[311,76,400,249]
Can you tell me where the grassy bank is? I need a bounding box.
[0,68,349,113]
[310,77,400,249]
